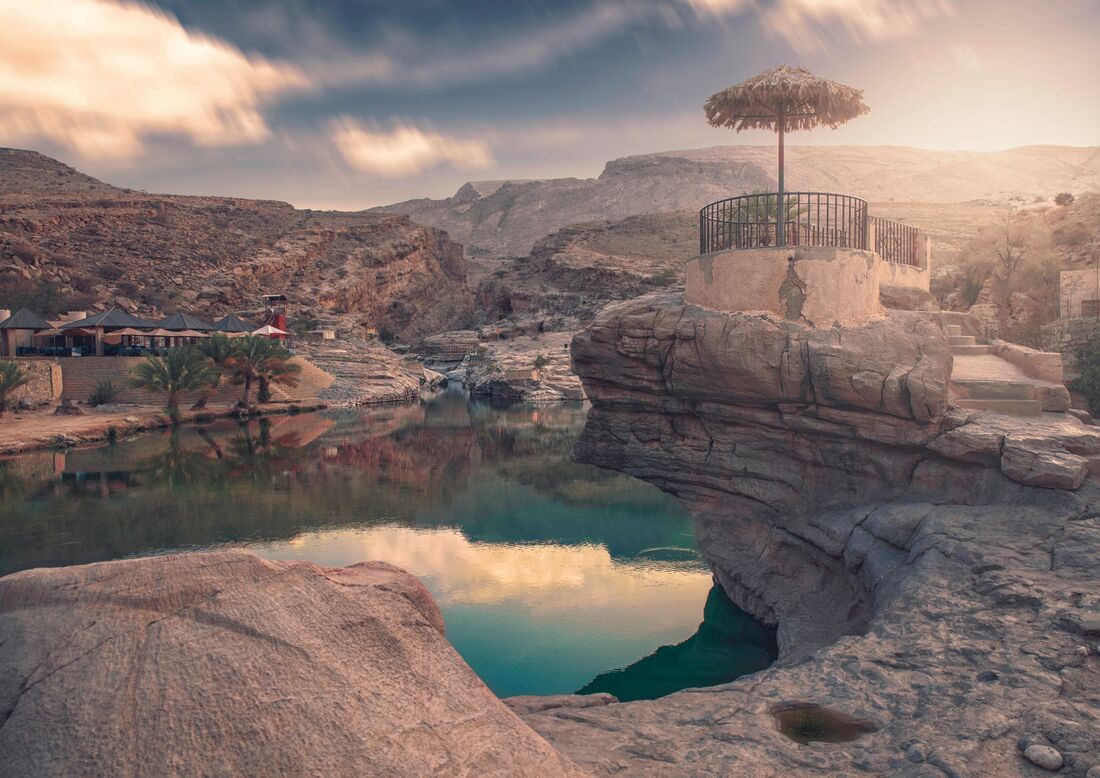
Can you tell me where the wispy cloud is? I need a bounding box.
[0,0,308,159]
[329,118,495,177]
[685,0,954,52]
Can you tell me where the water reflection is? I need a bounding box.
[0,393,775,697]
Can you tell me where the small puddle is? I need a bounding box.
[771,703,877,745]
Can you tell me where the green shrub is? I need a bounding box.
[1069,332,1100,416]
[87,379,120,407]
[0,361,29,416]
[650,268,679,286]
[533,354,550,369]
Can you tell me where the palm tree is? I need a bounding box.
[129,347,218,420]
[0,361,29,416]
[197,333,234,375]
[226,336,300,406]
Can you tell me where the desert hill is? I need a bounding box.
[376,145,1100,258]
[0,149,471,339]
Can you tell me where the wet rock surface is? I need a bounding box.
[0,552,583,777]
[521,292,1100,776]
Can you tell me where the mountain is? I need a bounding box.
[375,145,1100,258]
[0,149,471,339]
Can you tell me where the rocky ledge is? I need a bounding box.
[0,552,582,777]
[518,292,1100,776]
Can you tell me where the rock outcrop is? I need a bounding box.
[520,292,1100,776]
[0,552,582,777]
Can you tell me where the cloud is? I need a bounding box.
[0,0,309,159]
[685,0,954,52]
[329,118,495,177]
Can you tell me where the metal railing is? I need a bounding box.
[699,192,926,268]
[700,192,868,254]
[870,216,923,268]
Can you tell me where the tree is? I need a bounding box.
[129,348,218,420]
[226,336,300,406]
[0,361,29,416]
[197,333,234,371]
[1054,192,1075,207]
[1070,333,1100,417]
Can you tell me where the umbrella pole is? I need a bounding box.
[776,112,785,247]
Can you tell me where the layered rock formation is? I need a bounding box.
[0,552,582,777]
[0,148,471,340]
[521,292,1100,775]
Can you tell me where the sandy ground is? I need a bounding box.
[0,402,325,457]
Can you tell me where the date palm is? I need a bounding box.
[129,347,218,420]
[0,361,30,416]
[227,336,301,406]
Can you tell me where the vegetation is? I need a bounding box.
[196,333,234,378]
[650,268,679,286]
[533,354,550,369]
[1055,192,1075,207]
[87,379,120,407]
[224,336,300,406]
[0,361,30,416]
[129,348,218,420]
[1070,333,1100,417]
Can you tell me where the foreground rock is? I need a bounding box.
[525,292,1100,776]
[0,552,582,777]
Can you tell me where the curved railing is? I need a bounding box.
[700,192,868,254]
[699,192,927,268]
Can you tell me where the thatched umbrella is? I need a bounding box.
[704,65,869,245]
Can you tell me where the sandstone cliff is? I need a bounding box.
[519,293,1100,776]
[0,148,472,340]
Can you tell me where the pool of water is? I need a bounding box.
[0,392,776,699]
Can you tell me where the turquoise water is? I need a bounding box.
[0,392,775,698]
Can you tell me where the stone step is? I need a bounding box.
[945,324,962,337]
[950,345,993,356]
[947,335,977,346]
[954,398,1042,416]
[952,379,1034,400]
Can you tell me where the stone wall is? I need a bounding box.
[685,246,880,326]
[7,359,62,408]
[1041,316,1100,370]
[877,258,929,292]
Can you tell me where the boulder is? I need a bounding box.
[0,552,582,777]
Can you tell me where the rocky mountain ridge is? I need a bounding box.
[377,144,1100,258]
[0,148,472,340]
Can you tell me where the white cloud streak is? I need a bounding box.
[685,0,954,52]
[0,0,309,159]
[329,118,495,178]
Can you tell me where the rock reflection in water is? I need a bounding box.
[577,584,777,702]
[0,393,775,697]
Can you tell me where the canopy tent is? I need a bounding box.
[704,65,869,246]
[0,308,51,330]
[172,329,209,338]
[157,312,216,331]
[212,314,254,333]
[252,324,289,337]
[0,308,52,356]
[60,307,156,330]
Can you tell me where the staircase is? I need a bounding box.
[947,325,1069,417]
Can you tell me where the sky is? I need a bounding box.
[1,0,1098,208]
